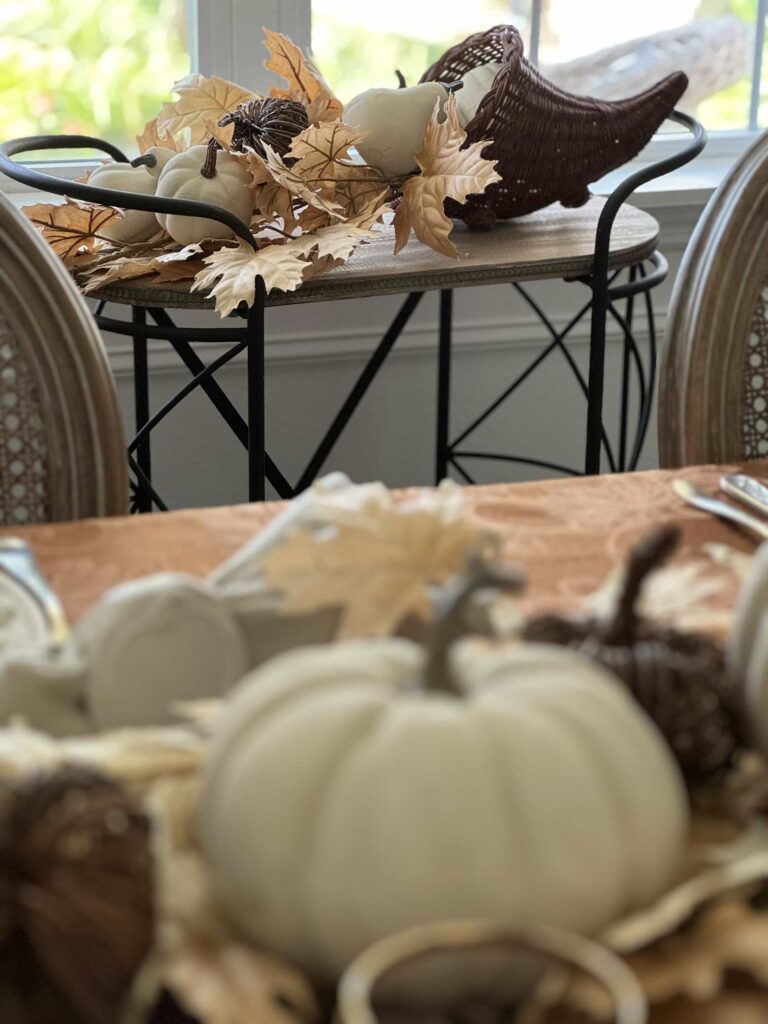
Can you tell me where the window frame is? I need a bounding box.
[0,0,762,197]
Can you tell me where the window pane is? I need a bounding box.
[312,1,533,104]
[538,0,757,132]
[0,0,192,155]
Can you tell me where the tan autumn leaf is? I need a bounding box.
[260,497,499,638]
[157,73,256,145]
[81,255,158,292]
[136,117,186,155]
[163,940,320,1024]
[297,214,383,263]
[203,116,236,152]
[191,240,309,315]
[334,163,392,218]
[301,252,345,281]
[245,151,300,230]
[262,144,343,218]
[23,198,120,267]
[393,94,501,258]
[287,121,367,184]
[263,28,342,123]
[153,258,207,283]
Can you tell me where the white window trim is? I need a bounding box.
[0,0,758,210]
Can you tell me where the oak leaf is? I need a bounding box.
[191,240,309,315]
[157,74,256,145]
[136,117,186,154]
[23,199,120,267]
[260,495,499,637]
[263,28,342,123]
[393,94,501,258]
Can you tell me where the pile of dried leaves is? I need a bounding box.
[23,30,501,316]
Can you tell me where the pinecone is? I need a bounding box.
[219,97,309,158]
[523,526,741,788]
[0,768,154,1024]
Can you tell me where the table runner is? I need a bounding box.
[1,464,762,625]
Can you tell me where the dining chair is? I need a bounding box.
[658,128,768,468]
[0,193,128,524]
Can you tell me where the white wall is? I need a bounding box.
[100,197,701,509]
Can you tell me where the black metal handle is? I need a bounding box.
[0,134,258,251]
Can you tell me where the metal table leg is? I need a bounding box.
[436,289,453,484]
[247,279,267,502]
[131,306,152,512]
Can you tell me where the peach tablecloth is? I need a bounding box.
[1,464,761,624]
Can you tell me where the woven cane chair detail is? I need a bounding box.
[659,131,768,467]
[0,193,128,524]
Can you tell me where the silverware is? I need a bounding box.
[720,473,768,517]
[673,478,768,541]
[0,538,69,643]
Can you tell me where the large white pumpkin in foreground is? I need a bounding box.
[199,636,688,984]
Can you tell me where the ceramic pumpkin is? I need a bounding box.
[74,573,248,730]
[343,82,448,178]
[455,62,502,127]
[199,566,688,985]
[89,147,175,243]
[155,141,255,245]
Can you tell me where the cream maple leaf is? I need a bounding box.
[23,199,120,267]
[191,240,309,316]
[393,94,501,258]
[260,497,500,637]
[287,121,367,183]
[157,74,256,144]
[263,28,343,124]
[136,117,186,155]
[262,145,343,217]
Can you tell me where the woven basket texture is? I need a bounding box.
[421,25,688,226]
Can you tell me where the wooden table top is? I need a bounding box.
[0,464,757,626]
[87,197,659,309]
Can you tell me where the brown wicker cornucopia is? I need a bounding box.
[421,25,688,227]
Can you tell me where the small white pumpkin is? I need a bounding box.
[456,62,502,128]
[0,645,91,737]
[155,141,255,245]
[728,541,768,752]
[343,82,448,178]
[88,147,175,243]
[74,573,248,729]
[199,571,688,985]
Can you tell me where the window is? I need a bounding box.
[0,0,192,153]
[312,0,767,134]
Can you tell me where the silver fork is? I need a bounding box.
[673,479,768,542]
[0,538,69,643]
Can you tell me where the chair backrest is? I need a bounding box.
[659,130,768,467]
[0,193,127,523]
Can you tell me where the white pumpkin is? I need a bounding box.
[199,634,688,984]
[0,645,91,737]
[728,541,768,752]
[88,147,175,243]
[456,62,502,128]
[155,142,255,245]
[74,573,248,729]
[343,82,448,178]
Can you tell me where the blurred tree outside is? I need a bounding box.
[0,0,190,154]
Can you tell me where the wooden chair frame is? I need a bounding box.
[0,194,128,521]
[659,130,768,467]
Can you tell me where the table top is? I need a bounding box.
[1,464,756,626]
[86,197,659,310]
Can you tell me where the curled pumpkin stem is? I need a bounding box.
[201,138,220,179]
[603,525,680,646]
[424,552,524,694]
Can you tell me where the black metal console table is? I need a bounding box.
[0,113,705,510]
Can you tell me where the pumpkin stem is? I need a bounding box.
[424,553,524,694]
[201,138,220,179]
[130,153,157,169]
[395,69,407,89]
[603,525,680,646]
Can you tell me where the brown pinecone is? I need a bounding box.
[523,526,741,788]
[219,97,309,158]
[0,768,155,1024]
